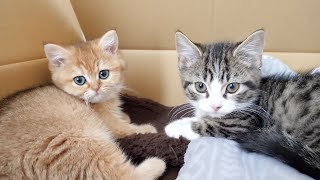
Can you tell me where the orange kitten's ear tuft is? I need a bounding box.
[44,44,69,67]
[99,30,119,55]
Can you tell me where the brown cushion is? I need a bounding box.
[119,95,191,180]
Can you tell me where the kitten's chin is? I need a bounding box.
[196,107,231,118]
[202,111,227,118]
[208,112,225,117]
[82,94,106,104]
[88,96,104,104]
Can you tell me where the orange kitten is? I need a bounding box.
[0,30,165,179]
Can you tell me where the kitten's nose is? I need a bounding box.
[92,87,100,92]
[211,105,222,112]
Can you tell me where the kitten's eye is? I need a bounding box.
[99,69,109,79]
[195,82,207,93]
[226,83,240,94]
[73,76,86,86]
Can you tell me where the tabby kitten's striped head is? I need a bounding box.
[176,30,265,117]
[44,30,125,104]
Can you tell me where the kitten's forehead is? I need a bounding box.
[67,41,105,74]
[202,42,235,81]
[181,41,258,84]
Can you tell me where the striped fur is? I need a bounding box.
[176,30,320,179]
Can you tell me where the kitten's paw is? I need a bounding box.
[191,121,201,132]
[134,157,166,179]
[122,113,131,123]
[141,157,166,177]
[138,124,158,134]
[165,117,200,140]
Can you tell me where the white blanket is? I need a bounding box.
[177,137,313,180]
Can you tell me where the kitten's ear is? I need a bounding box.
[99,30,119,55]
[44,44,69,67]
[233,29,265,67]
[175,32,202,68]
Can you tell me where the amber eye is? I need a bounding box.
[195,82,207,93]
[226,83,240,94]
[73,76,86,86]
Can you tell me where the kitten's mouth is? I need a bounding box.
[209,112,226,118]
[82,93,105,104]
[202,108,229,117]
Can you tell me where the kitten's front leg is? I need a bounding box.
[191,115,256,139]
[92,102,157,139]
[109,121,157,139]
[165,117,201,140]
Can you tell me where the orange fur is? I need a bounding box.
[0,30,165,179]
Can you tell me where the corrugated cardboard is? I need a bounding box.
[0,0,85,65]
[71,0,320,52]
[1,0,320,106]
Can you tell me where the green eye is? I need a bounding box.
[99,69,109,79]
[226,83,240,94]
[195,82,207,93]
[73,76,86,86]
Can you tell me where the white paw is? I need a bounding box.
[165,117,200,140]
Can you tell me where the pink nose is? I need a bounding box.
[92,87,100,92]
[212,105,222,112]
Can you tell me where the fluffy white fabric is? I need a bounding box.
[261,55,296,77]
[176,55,314,180]
[177,137,313,180]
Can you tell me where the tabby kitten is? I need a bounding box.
[0,30,165,179]
[165,30,320,179]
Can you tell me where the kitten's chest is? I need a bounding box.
[91,99,123,121]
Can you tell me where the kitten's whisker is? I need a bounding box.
[240,106,274,126]
[168,105,186,116]
[238,109,258,120]
[169,104,191,117]
[237,102,273,120]
[83,93,91,105]
[173,108,194,119]
[84,99,89,105]
[246,104,273,121]
[241,108,267,119]
[168,106,179,118]
[180,109,196,119]
[170,109,194,122]
[237,110,262,125]
[172,106,195,119]
[170,106,194,122]
[170,104,192,118]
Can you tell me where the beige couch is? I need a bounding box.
[1,0,320,106]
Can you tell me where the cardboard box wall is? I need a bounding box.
[1,0,320,106]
